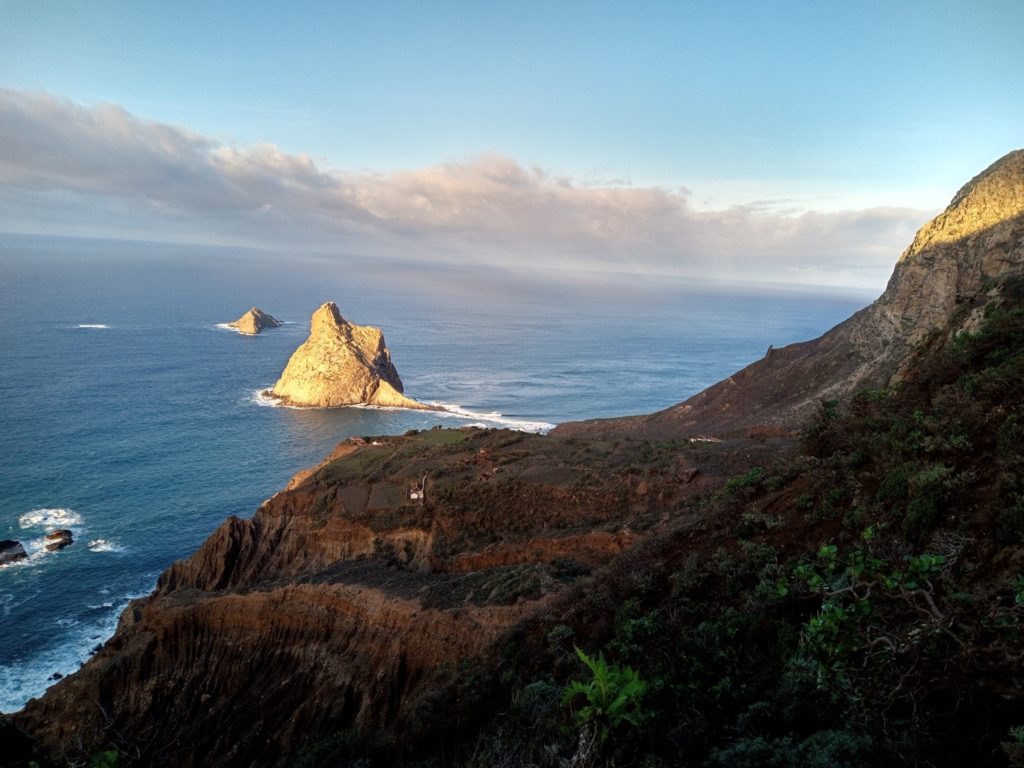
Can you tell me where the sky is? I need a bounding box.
[1,0,1022,291]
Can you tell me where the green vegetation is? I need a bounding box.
[89,751,120,768]
[562,646,647,741]
[377,275,1024,768]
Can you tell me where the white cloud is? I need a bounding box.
[0,88,934,290]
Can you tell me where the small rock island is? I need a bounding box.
[227,307,282,335]
[267,301,435,410]
[44,529,73,551]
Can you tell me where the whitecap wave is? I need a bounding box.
[249,388,293,408]
[426,403,555,434]
[87,539,125,554]
[0,580,155,713]
[214,322,255,335]
[76,323,109,329]
[19,508,82,529]
[352,401,554,433]
[247,389,554,432]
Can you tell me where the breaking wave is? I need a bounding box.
[87,539,125,554]
[425,403,555,434]
[0,580,155,713]
[76,324,109,329]
[248,389,553,433]
[19,508,82,529]
[249,388,299,408]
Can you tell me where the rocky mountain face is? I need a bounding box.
[12,428,752,766]
[554,149,1024,440]
[269,302,432,410]
[227,307,281,335]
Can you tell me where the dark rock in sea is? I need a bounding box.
[0,539,28,565]
[44,530,73,551]
[49,673,63,681]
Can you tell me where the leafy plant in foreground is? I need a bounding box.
[562,646,647,741]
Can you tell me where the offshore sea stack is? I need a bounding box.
[227,307,281,335]
[268,301,431,409]
[554,148,1024,439]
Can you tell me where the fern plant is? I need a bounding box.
[562,645,647,741]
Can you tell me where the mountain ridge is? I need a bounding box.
[553,149,1024,439]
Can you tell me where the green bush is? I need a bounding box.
[562,646,647,741]
[726,466,767,493]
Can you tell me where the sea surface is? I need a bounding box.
[0,235,872,712]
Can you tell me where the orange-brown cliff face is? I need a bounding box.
[554,149,1024,439]
[14,428,749,767]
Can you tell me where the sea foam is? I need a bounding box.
[76,324,109,329]
[426,403,555,434]
[19,508,83,529]
[0,580,155,713]
[250,388,292,407]
[87,539,125,554]
[249,388,554,432]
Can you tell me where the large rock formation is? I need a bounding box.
[227,307,281,335]
[554,148,1024,439]
[268,302,432,409]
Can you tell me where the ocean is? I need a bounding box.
[0,235,871,712]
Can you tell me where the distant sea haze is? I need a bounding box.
[0,236,870,712]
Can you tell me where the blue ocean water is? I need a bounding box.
[0,235,871,711]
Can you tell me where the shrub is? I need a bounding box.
[562,646,647,741]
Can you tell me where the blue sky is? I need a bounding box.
[1,0,1022,289]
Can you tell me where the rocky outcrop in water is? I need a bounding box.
[0,539,27,565]
[268,301,432,409]
[43,530,72,551]
[554,149,1024,439]
[227,307,281,335]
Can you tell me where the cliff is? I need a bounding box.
[227,307,281,335]
[268,302,432,410]
[554,149,1024,439]
[13,427,742,766]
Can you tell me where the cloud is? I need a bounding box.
[0,88,933,289]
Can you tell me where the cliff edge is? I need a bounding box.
[554,149,1024,439]
[268,302,432,409]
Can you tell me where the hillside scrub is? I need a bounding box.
[343,276,1024,767]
